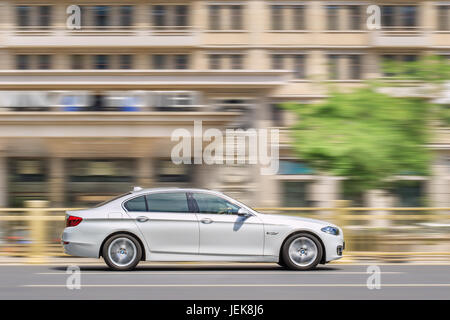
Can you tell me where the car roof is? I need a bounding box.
[130,187,224,196]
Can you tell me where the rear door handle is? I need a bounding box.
[200,218,213,224]
[136,216,149,223]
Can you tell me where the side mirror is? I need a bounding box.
[237,208,251,217]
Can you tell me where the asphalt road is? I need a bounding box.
[0,263,449,299]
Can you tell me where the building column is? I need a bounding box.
[365,189,392,228]
[136,157,154,188]
[428,152,450,208]
[0,154,7,207]
[311,175,340,208]
[49,157,65,207]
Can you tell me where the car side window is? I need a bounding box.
[124,196,147,212]
[192,193,240,215]
[146,192,189,213]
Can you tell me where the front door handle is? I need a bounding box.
[136,216,149,223]
[200,218,213,224]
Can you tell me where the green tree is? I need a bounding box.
[283,87,430,195]
[283,55,449,195]
[381,55,450,126]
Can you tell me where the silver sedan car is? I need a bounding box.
[62,187,344,271]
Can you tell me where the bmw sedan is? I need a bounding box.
[62,187,344,271]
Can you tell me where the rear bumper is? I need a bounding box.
[61,227,100,258]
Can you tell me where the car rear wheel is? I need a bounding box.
[281,233,323,271]
[102,234,142,271]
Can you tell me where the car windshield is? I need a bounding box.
[94,192,131,208]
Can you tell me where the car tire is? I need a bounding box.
[102,233,142,271]
[277,257,287,268]
[281,233,323,271]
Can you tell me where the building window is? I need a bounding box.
[152,5,189,29]
[9,158,47,183]
[209,54,221,70]
[328,54,362,80]
[15,5,53,28]
[209,5,221,30]
[67,159,135,183]
[16,55,30,70]
[119,5,133,27]
[175,5,188,27]
[326,5,362,30]
[271,54,306,79]
[282,181,313,207]
[437,6,450,31]
[230,54,243,70]
[348,55,361,80]
[208,5,243,30]
[37,55,51,69]
[153,5,166,27]
[155,159,193,182]
[326,5,339,30]
[293,55,306,79]
[38,6,52,27]
[94,55,110,69]
[392,181,425,207]
[230,5,243,30]
[92,5,110,27]
[16,6,31,27]
[381,5,418,28]
[208,54,244,70]
[153,55,167,69]
[271,5,283,30]
[293,5,306,30]
[152,54,190,69]
[119,55,132,69]
[328,54,339,79]
[382,54,419,76]
[71,55,84,69]
[382,6,395,27]
[271,5,306,30]
[271,54,284,69]
[349,5,362,30]
[174,55,189,69]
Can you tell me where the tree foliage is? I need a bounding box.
[283,55,449,194]
[283,87,430,194]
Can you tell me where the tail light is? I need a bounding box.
[66,215,83,227]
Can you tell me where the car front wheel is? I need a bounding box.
[281,233,323,270]
[102,234,142,271]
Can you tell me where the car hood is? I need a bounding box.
[257,213,335,227]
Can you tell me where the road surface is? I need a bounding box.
[0,263,449,299]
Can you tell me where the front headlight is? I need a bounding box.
[321,226,339,236]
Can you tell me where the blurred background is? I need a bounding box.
[0,0,448,263]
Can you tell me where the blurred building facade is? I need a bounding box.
[0,0,448,208]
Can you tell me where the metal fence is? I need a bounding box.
[0,200,449,263]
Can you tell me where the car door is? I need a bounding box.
[191,192,264,256]
[124,192,199,254]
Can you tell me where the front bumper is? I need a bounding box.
[322,233,345,262]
